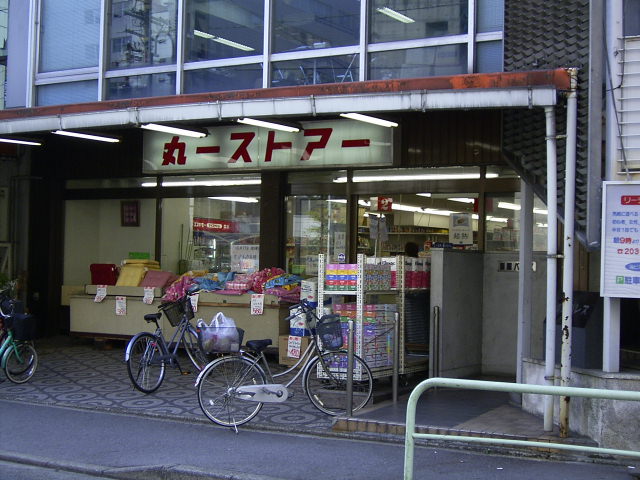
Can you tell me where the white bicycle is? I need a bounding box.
[195,299,373,428]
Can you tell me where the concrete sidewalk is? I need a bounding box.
[1,399,638,480]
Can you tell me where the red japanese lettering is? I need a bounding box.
[265,131,292,162]
[229,132,256,163]
[300,128,332,161]
[342,139,370,148]
[162,136,187,165]
[196,146,221,154]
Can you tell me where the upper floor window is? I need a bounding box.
[272,0,360,53]
[108,0,178,70]
[39,0,100,72]
[184,0,263,62]
[369,0,468,44]
[625,0,640,36]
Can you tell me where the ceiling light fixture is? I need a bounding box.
[140,123,208,138]
[334,173,498,183]
[340,113,398,128]
[0,137,42,146]
[237,118,300,133]
[142,179,261,187]
[208,196,259,203]
[376,7,415,23]
[194,29,255,52]
[53,130,120,143]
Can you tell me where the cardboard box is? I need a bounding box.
[278,335,311,366]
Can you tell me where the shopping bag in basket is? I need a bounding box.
[197,312,240,353]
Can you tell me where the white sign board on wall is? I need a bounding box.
[601,181,640,298]
[142,119,393,174]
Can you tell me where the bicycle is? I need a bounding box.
[125,288,208,393]
[0,284,38,384]
[195,299,373,428]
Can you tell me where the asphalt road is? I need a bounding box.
[0,399,637,480]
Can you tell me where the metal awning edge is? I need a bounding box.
[0,86,559,135]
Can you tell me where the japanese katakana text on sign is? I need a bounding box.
[601,182,640,298]
[142,120,393,173]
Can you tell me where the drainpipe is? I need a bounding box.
[559,69,579,438]
[544,105,558,432]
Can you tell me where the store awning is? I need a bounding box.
[0,69,571,135]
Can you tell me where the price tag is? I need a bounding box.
[94,285,107,303]
[287,335,302,358]
[190,293,199,312]
[115,296,127,316]
[250,294,264,315]
[143,287,155,305]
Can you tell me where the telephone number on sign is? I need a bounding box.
[618,248,640,255]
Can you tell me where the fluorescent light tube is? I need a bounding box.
[237,118,300,133]
[334,173,498,183]
[340,113,398,128]
[142,179,261,187]
[0,137,41,146]
[208,196,259,203]
[53,130,120,143]
[376,7,415,24]
[141,123,208,138]
[194,29,254,52]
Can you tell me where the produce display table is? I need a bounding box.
[69,286,290,346]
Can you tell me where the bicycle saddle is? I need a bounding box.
[245,339,272,352]
[144,313,162,322]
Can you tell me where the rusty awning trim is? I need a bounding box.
[0,69,571,135]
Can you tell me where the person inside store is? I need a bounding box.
[404,241,419,258]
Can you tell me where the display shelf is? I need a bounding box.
[317,254,428,378]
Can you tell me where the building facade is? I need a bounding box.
[1,0,639,450]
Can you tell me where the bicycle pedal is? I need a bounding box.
[287,391,295,400]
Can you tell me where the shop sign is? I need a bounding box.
[370,196,393,212]
[231,244,259,273]
[601,181,640,298]
[142,119,393,174]
[193,217,237,233]
[449,213,473,245]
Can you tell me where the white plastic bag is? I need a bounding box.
[197,312,240,353]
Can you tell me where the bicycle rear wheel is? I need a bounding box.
[183,324,208,371]
[304,351,373,416]
[197,355,266,427]
[126,333,165,393]
[4,342,38,383]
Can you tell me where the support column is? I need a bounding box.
[516,180,533,386]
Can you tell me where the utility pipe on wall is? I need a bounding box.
[559,69,579,437]
[544,106,558,432]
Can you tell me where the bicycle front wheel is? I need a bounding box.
[4,342,38,383]
[126,333,165,393]
[197,355,266,427]
[304,351,373,416]
[183,324,208,371]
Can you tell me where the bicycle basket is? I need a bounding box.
[159,297,194,327]
[317,314,343,351]
[6,313,37,341]
[197,326,244,353]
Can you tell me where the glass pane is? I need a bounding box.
[485,194,548,252]
[369,45,467,80]
[108,0,178,70]
[369,0,467,44]
[476,41,502,73]
[357,193,477,256]
[66,177,157,189]
[625,0,640,36]
[39,0,100,72]
[286,196,347,275]
[185,0,263,61]
[0,0,8,59]
[184,64,263,93]
[477,0,503,33]
[162,197,261,275]
[273,0,360,53]
[106,73,175,100]
[271,54,358,87]
[37,81,99,106]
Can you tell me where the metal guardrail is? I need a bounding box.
[404,377,640,480]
